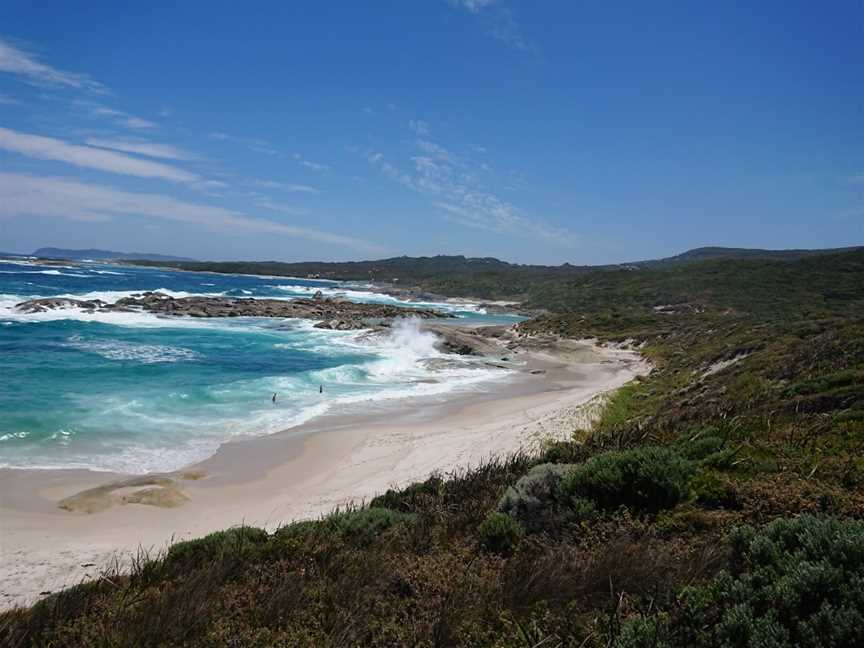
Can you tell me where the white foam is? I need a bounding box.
[0,269,89,277]
[272,283,487,314]
[65,336,201,364]
[0,289,234,328]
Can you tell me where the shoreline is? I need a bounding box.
[0,335,648,611]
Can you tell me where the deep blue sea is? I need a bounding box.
[0,259,520,473]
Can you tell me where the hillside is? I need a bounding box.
[657,245,864,263]
[4,249,864,647]
[130,245,862,302]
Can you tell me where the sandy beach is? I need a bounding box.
[0,333,648,611]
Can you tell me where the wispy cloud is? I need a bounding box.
[209,131,280,156]
[75,101,158,130]
[120,116,156,129]
[451,0,497,13]
[0,37,105,92]
[446,0,533,52]
[250,179,320,193]
[0,173,386,254]
[293,152,329,172]
[85,138,195,161]
[0,127,199,184]
[366,123,576,246]
[254,199,310,216]
[409,120,430,137]
[0,94,18,105]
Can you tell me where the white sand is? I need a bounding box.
[0,337,647,610]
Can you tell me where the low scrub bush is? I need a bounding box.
[690,469,738,509]
[679,433,736,469]
[655,506,716,536]
[835,409,864,423]
[618,515,864,647]
[560,447,694,513]
[163,526,269,570]
[327,506,413,545]
[478,512,523,555]
[274,507,413,548]
[680,434,726,461]
[369,474,444,512]
[498,463,585,532]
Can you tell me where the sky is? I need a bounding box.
[0,1,861,265]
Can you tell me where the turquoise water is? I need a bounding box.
[0,260,522,473]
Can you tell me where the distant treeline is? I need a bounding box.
[132,246,864,319]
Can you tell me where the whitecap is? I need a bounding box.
[65,336,201,364]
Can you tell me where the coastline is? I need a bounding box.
[0,335,648,611]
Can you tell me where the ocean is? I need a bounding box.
[0,259,521,474]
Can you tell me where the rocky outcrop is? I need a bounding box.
[15,298,108,313]
[15,292,453,329]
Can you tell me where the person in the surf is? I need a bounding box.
[272,393,277,403]
[319,384,323,394]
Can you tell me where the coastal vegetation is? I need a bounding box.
[3,248,864,646]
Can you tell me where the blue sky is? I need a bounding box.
[0,1,861,264]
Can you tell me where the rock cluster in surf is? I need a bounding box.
[15,291,453,330]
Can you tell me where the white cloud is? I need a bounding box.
[0,173,386,254]
[75,101,159,131]
[450,0,497,14]
[85,138,195,161]
[366,132,577,246]
[119,116,156,129]
[0,38,105,92]
[293,153,329,171]
[416,139,454,163]
[0,127,199,184]
[251,179,320,193]
[254,199,310,216]
[409,120,430,136]
[446,0,533,51]
[209,131,280,156]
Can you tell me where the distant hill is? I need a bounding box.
[649,245,864,264]
[32,248,196,262]
[129,245,863,284]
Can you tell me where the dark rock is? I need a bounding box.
[15,292,453,331]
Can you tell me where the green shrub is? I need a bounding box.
[369,474,444,512]
[835,409,864,423]
[478,512,523,555]
[690,470,738,508]
[164,526,269,569]
[679,434,737,470]
[498,463,580,532]
[685,437,723,459]
[326,507,413,546]
[634,515,864,647]
[655,507,716,536]
[560,447,694,513]
[271,507,413,551]
[614,615,671,648]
